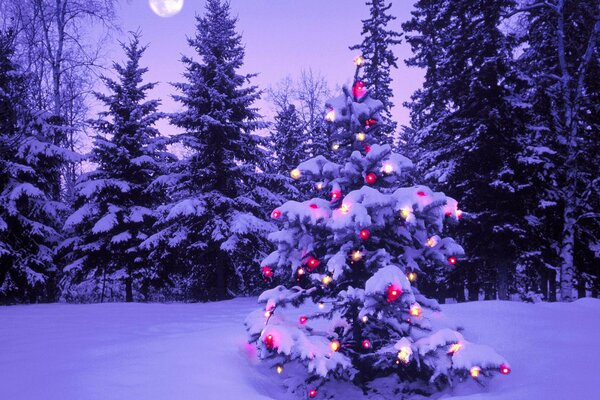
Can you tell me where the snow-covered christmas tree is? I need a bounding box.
[246,59,511,398]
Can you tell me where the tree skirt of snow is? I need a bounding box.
[0,298,598,400]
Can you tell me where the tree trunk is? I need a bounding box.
[577,276,586,298]
[125,276,133,302]
[215,252,227,300]
[549,269,558,302]
[497,262,509,300]
[559,204,576,301]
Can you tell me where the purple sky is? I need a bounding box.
[113,0,423,134]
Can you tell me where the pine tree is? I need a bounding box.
[403,0,530,301]
[270,104,309,175]
[143,0,282,300]
[350,0,402,143]
[0,30,67,303]
[246,62,510,398]
[59,33,171,302]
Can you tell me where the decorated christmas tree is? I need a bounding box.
[246,58,511,398]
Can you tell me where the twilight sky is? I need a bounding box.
[111,0,423,135]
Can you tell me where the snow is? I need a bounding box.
[1,298,599,400]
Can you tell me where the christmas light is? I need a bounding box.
[448,256,457,265]
[318,302,325,309]
[322,275,332,285]
[356,132,366,141]
[325,109,335,122]
[262,266,273,278]
[271,209,281,219]
[351,250,363,262]
[364,143,371,153]
[330,340,341,352]
[331,143,340,151]
[331,190,342,201]
[340,203,350,214]
[382,163,394,174]
[264,310,272,317]
[457,209,463,219]
[397,347,410,364]
[290,168,301,180]
[276,364,284,374]
[365,172,377,185]
[416,191,426,197]
[426,237,437,247]
[352,81,367,99]
[470,366,481,378]
[315,182,324,191]
[400,208,411,219]
[306,256,321,271]
[410,304,422,317]
[359,229,371,240]
[500,364,511,375]
[299,316,308,325]
[445,210,452,217]
[309,389,317,398]
[362,339,371,349]
[407,271,417,282]
[387,285,402,302]
[361,315,369,323]
[297,267,306,277]
[354,55,364,66]
[264,334,274,349]
[309,203,318,209]
[448,342,463,354]
[365,118,377,128]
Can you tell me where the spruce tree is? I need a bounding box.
[144,0,281,300]
[246,62,510,398]
[350,0,402,143]
[0,30,66,303]
[60,33,170,302]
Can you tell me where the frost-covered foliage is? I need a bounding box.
[246,67,509,398]
[350,0,402,142]
[142,0,284,300]
[59,33,172,303]
[0,30,68,304]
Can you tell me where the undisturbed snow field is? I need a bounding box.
[0,298,598,400]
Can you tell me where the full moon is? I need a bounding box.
[149,0,184,18]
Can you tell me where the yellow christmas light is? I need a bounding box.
[290,168,301,180]
[316,182,324,191]
[332,143,340,151]
[325,109,335,122]
[356,132,366,141]
[448,343,463,354]
[351,250,363,262]
[383,163,394,174]
[330,340,341,352]
[470,366,481,378]
[400,208,411,219]
[354,55,364,66]
[407,272,417,282]
[322,275,332,285]
[409,304,422,317]
[264,310,272,318]
[361,315,369,323]
[426,237,438,247]
[318,302,325,309]
[340,203,350,214]
[276,364,284,374]
[397,347,411,364]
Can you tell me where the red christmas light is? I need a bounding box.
[264,334,274,349]
[309,389,317,398]
[365,172,377,185]
[309,203,319,209]
[271,209,281,219]
[416,191,426,197]
[386,285,402,302]
[359,229,371,240]
[352,81,367,99]
[331,190,342,201]
[500,364,511,375]
[364,143,371,153]
[262,266,273,278]
[365,118,377,128]
[445,210,452,217]
[362,339,371,349]
[299,316,308,325]
[448,256,457,265]
[306,256,321,271]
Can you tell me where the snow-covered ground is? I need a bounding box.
[0,298,598,400]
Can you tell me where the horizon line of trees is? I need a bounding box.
[0,0,598,305]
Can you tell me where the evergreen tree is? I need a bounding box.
[246,62,510,398]
[403,0,529,301]
[0,30,67,303]
[60,33,170,302]
[143,0,282,300]
[350,0,402,143]
[270,104,309,175]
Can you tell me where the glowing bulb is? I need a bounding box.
[361,315,368,323]
[297,267,305,276]
[457,209,463,219]
[362,339,371,349]
[356,132,366,141]
[416,191,427,197]
[383,163,394,174]
[318,302,325,309]
[299,316,308,325]
[359,229,370,240]
[262,266,273,278]
[331,143,340,151]
[470,366,481,378]
[264,310,272,318]
[407,272,417,282]
[264,334,274,349]
[397,347,410,364]
[351,250,363,262]
[354,55,364,66]
[387,285,402,302]
[315,182,324,191]
[426,237,437,247]
[276,364,283,374]
[400,208,411,219]
[322,275,332,285]
[409,304,422,317]
[290,168,301,180]
[500,364,511,375]
[306,256,320,271]
[448,256,457,265]
[325,109,335,122]
[448,343,463,354]
[365,172,377,185]
[340,203,350,214]
[271,209,281,219]
[330,340,341,352]
[309,389,317,398]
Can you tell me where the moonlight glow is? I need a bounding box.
[149,0,184,18]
